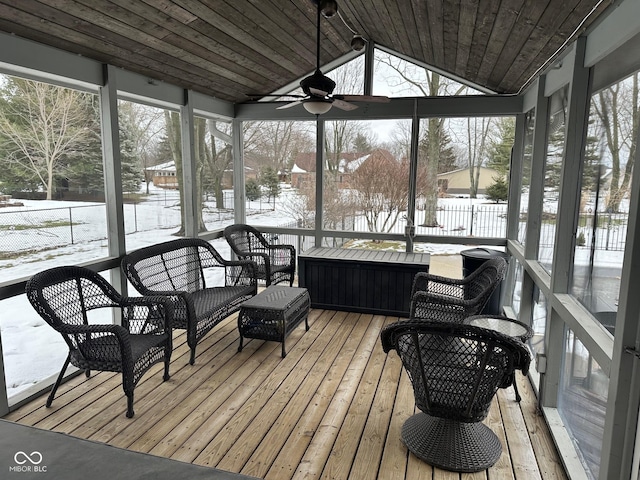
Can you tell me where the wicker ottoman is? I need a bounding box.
[237,285,311,357]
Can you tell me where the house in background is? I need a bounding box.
[437,166,501,196]
[145,161,178,189]
[291,149,395,189]
[146,162,257,190]
[223,166,257,189]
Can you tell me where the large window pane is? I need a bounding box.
[519,110,535,244]
[322,119,411,244]
[571,73,637,330]
[373,50,484,97]
[538,87,568,271]
[416,116,512,240]
[118,101,183,252]
[243,120,315,252]
[559,329,607,480]
[0,75,107,281]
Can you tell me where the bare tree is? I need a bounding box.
[280,179,316,228]
[119,101,164,194]
[593,73,639,212]
[323,59,370,172]
[377,52,469,225]
[324,120,369,172]
[350,149,409,233]
[244,120,313,175]
[466,117,493,198]
[387,121,412,162]
[0,79,92,199]
[164,111,207,235]
[204,120,232,209]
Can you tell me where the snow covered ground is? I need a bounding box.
[0,184,623,402]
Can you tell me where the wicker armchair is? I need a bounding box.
[410,256,507,323]
[381,320,530,472]
[224,224,295,287]
[25,266,173,418]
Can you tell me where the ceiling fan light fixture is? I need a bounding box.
[351,34,366,52]
[320,0,338,18]
[303,99,333,115]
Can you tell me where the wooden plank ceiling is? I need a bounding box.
[0,0,610,102]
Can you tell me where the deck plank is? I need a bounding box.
[291,314,387,480]
[4,308,567,480]
[350,338,403,479]
[226,310,361,476]
[498,386,542,480]
[312,315,393,480]
[255,312,374,480]
[378,370,412,480]
[514,374,569,480]
[175,309,336,466]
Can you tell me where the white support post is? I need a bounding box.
[100,64,127,300]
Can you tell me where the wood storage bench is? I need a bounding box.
[298,247,430,317]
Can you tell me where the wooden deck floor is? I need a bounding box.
[4,307,567,480]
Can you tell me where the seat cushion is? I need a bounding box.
[191,285,254,319]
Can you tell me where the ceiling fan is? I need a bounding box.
[246,0,389,115]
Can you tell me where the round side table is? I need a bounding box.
[464,315,533,401]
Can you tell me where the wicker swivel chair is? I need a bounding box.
[410,256,507,323]
[25,266,173,418]
[224,224,295,286]
[381,320,530,472]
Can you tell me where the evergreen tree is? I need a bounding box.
[352,132,373,153]
[485,175,509,203]
[259,166,280,202]
[487,117,515,177]
[245,177,261,201]
[436,129,457,173]
[117,110,143,193]
[62,95,103,195]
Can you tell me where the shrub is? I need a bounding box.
[245,178,261,201]
[485,175,508,203]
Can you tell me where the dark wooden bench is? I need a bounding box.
[121,238,258,365]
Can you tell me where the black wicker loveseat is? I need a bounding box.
[121,238,258,365]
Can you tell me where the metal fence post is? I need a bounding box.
[606,211,612,251]
[69,207,74,244]
[470,204,475,237]
[134,202,138,233]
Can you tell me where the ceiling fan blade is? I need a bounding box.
[335,94,391,103]
[332,99,359,111]
[309,87,329,97]
[276,99,304,110]
[245,93,305,101]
